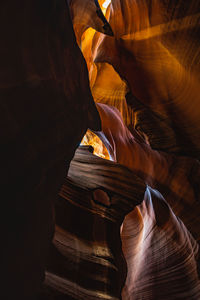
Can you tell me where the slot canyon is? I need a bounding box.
[1,1,200,299]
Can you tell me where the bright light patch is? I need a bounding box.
[81,129,110,160]
[102,0,111,9]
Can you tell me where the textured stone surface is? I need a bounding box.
[80,0,200,158]
[1,1,200,299]
[45,146,146,299]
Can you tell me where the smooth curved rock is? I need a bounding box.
[95,103,200,299]
[95,103,200,241]
[77,0,200,158]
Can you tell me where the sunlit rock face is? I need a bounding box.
[0,1,101,299]
[79,0,200,158]
[81,129,110,160]
[70,1,200,298]
[1,0,200,299]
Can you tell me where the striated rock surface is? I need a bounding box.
[45,146,146,299]
[78,0,200,158]
[96,103,200,242]
[42,1,200,298]
[122,187,200,299]
[95,103,200,299]
[1,0,200,299]
[44,142,200,299]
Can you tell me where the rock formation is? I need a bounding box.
[1,0,200,299]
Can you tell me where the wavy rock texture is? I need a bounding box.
[122,188,200,299]
[80,0,200,158]
[45,146,146,299]
[44,143,200,299]
[69,0,113,45]
[73,3,200,296]
[80,25,135,129]
[43,1,200,299]
[1,0,200,299]
[96,103,200,241]
[95,103,200,299]
[0,1,100,299]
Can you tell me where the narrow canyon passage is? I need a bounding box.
[1,1,200,299]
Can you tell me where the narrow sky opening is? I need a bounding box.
[102,0,111,9]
